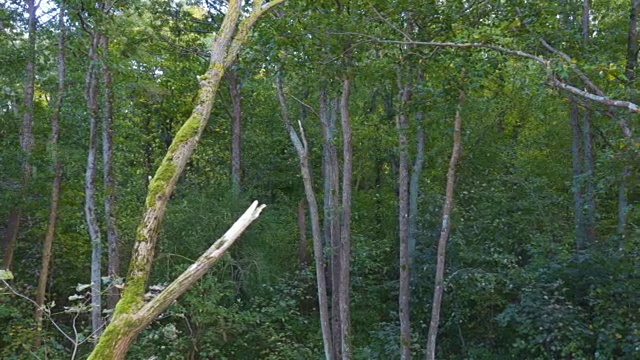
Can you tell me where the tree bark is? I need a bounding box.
[298,199,309,267]
[426,91,464,360]
[228,66,243,198]
[570,103,587,250]
[100,33,121,312]
[339,78,352,360]
[87,2,284,358]
[85,30,104,339]
[2,0,37,271]
[581,109,596,245]
[320,89,342,360]
[409,125,425,262]
[34,0,66,347]
[397,78,413,360]
[277,73,334,360]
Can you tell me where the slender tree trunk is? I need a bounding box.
[298,199,309,267]
[85,31,104,339]
[320,89,342,359]
[570,103,586,250]
[100,33,121,311]
[339,78,352,360]
[276,73,334,360]
[582,109,596,245]
[2,0,37,271]
[228,67,243,198]
[397,78,413,360]
[34,1,66,346]
[426,91,464,360]
[88,2,284,358]
[409,125,425,261]
[581,0,597,247]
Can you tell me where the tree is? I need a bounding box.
[426,91,464,360]
[35,0,66,347]
[87,1,283,358]
[276,71,334,360]
[1,0,36,271]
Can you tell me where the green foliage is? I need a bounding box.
[2,0,640,358]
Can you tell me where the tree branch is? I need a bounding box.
[334,32,640,116]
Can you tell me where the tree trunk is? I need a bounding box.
[409,125,425,262]
[34,1,66,346]
[426,91,464,360]
[1,0,37,271]
[582,109,596,245]
[87,2,285,358]
[228,66,243,198]
[298,199,309,267]
[100,33,121,311]
[570,102,586,250]
[397,78,413,360]
[277,73,334,360]
[339,78,352,360]
[85,31,104,339]
[320,89,342,360]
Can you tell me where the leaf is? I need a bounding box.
[0,269,14,280]
[76,283,92,291]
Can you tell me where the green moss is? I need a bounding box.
[87,315,138,360]
[169,115,201,153]
[145,162,177,208]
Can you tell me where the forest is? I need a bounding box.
[1,0,639,359]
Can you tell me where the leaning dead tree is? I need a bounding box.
[87,1,284,359]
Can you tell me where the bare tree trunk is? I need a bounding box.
[34,1,66,346]
[397,78,413,360]
[100,33,121,311]
[298,199,309,267]
[85,31,104,339]
[581,0,597,247]
[582,109,596,245]
[339,78,352,360]
[320,89,342,360]
[87,2,284,358]
[1,0,37,271]
[228,67,243,198]
[276,73,334,360]
[570,103,586,250]
[426,91,464,360]
[409,125,425,261]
